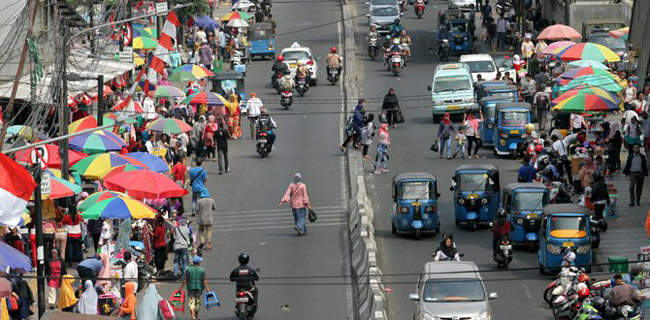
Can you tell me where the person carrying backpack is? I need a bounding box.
[533,84,550,132]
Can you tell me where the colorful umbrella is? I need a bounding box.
[567,60,610,70]
[557,66,618,86]
[44,176,83,200]
[181,92,227,106]
[556,43,620,62]
[552,84,618,104]
[169,64,215,82]
[609,27,629,41]
[560,75,622,93]
[537,24,582,40]
[227,18,249,28]
[72,153,147,179]
[100,164,145,180]
[125,152,170,173]
[133,36,158,49]
[14,144,87,168]
[221,10,252,21]
[137,80,156,92]
[104,170,189,199]
[146,118,193,134]
[78,191,127,212]
[112,100,145,114]
[69,130,126,154]
[0,242,31,272]
[6,125,49,140]
[552,92,619,112]
[81,196,156,219]
[133,25,157,38]
[153,85,187,99]
[540,41,575,56]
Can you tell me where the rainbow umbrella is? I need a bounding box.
[40,176,83,200]
[133,36,158,49]
[146,118,193,134]
[553,84,618,104]
[609,27,629,41]
[78,191,127,212]
[556,43,620,62]
[100,164,144,180]
[221,10,252,21]
[72,153,147,179]
[552,92,619,112]
[557,66,618,86]
[567,60,609,70]
[125,152,170,173]
[112,100,144,114]
[169,64,215,82]
[154,85,187,99]
[81,196,156,219]
[181,92,227,106]
[69,130,126,154]
[560,75,622,93]
[540,41,576,57]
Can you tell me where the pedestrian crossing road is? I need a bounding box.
[213,206,347,232]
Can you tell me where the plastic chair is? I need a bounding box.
[204,291,220,309]
[169,289,185,313]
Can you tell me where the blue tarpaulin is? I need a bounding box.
[193,15,220,29]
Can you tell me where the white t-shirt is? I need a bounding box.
[246,98,263,117]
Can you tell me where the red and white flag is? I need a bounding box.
[150,11,180,74]
[0,153,36,226]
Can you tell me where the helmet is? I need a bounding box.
[577,287,590,298]
[525,123,535,133]
[530,131,539,139]
[578,273,591,283]
[534,144,543,153]
[277,55,284,62]
[385,35,391,40]
[330,46,337,53]
[238,253,250,265]
[497,208,507,219]
[394,18,400,24]
[591,296,606,311]
[393,38,400,45]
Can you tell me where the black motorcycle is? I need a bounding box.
[235,287,258,320]
[368,36,379,60]
[493,236,513,269]
[438,39,450,62]
[295,77,308,97]
[327,67,340,85]
[256,131,272,158]
[280,90,293,109]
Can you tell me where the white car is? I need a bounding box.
[460,54,498,83]
[280,42,318,85]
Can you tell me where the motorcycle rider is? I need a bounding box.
[326,46,342,77]
[278,74,295,92]
[256,108,278,148]
[271,55,289,86]
[433,235,460,261]
[438,24,450,57]
[492,208,513,257]
[398,30,412,61]
[382,35,392,61]
[295,60,311,87]
[230,253,260,310]
[389,19,403,38]
[367,25,379,42]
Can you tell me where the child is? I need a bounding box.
[453,127,467,159]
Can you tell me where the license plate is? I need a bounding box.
[500,245,512,250]
[259,139,267,143]
[510,130,519,134]
[448,105,461,110]
[563,242,574,247]
[236,297,249,303]
[289,64,297,68]
[468,193,478,199]
[411,201,421,206]
[456,46,462,49]
[527,213,538,218]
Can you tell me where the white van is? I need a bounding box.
[460,54,498,83]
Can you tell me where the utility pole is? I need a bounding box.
[32,164,45,318]
[564,0,570,26]
[61,28,70,182]
[97,75,104,126]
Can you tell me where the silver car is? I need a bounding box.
[409,261,498,320]
[367,6,402,34]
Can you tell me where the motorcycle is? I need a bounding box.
[390,53,403,76]
[231,50,243,70]
[280,90,293,109]
[368,36,379,60]
[401,41,411,64]
[256,131,272,158]
[235,288,257,320]
[438,39,450,62]
[496,0,513,16]
[296,77,308,97]
[414,0,425,18]
[260,1,272,16]
[327,67,340,85]
[494,237,513,269]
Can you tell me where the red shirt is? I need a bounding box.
[153,224,167,248]
[172,162,187,184]
[61,214,83,238]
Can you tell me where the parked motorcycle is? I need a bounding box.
[256,132,272,158]
[235,288,258,320]
[296,77,308,97]
[280,90,293,109]
[368,36,379,60]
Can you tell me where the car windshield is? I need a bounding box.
[589,35,625,50]
[399,181,432,200]
[458,173,488,191]
[249,29,270,40]
[434,76,472,93]
[449,21,468,33]
[494,56,513,69]
[549,216,587,238]
[513,192,545,211]
[423,278,486,302]
[488,91,515,98]
[283,51,310,61]
[484,104,496,119]
[372,0,397,5]
[499,111,527,127]
[373,7,399,16]
[464,61,496,73]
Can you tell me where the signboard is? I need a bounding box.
[119,47,134,63]
[155,2,168,14]
[30,145,49,169]
[40,173,51,196]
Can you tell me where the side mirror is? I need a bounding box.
[498,67,505,72]
[489,292,499,300]
[408,293,419,301]
[427,85,432,91]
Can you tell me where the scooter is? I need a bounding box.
[401,42,411,64]
[414,0,425,18]
[231,50,244,71]
[438,39,450,62]
[368,36,379,60]
[327,67,340,85]
[295,77,308,97]
[235,288,258,320]
[494,237,513,269]
[256,132,272,158]
[390,53,403,76]
[280,90,293,109]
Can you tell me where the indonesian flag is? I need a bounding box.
[0,153,36,226]
[149,11,180,75]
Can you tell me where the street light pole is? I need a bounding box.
[98,74,104,126]
[61,29,70,182]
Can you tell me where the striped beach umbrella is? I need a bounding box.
[81,196,156,220]
[69,130,126,154]
[169,64,215,82]
[72,153,147,179]
[78,191,127,212]
[146,118,193,134]
[556,43,620,62]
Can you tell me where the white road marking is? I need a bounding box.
[215,206,345,215]
[522,283,533,299]
[215,222,345,232]
[215,213,346,223]
[216,217,347,228]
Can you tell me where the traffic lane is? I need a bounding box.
[352,3,553,320]
[157,1,350,319]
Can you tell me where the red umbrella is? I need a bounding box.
[14,144,87,168]
[103,170,189,199]
[537,24,582,40]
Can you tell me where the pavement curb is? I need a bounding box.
[342,1,388,319]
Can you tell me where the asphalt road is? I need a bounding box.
[157,0,353,319]
[350,1,555,319]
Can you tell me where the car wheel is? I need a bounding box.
[391,223,397,234]
[433,114,441,123]
[310,78,318,86]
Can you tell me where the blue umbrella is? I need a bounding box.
[0,242,32,272]
[125,152,170,173]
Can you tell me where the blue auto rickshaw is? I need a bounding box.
[484,85,519,101]
[478,96,514,147]
[446,19,473,54]
[450,165,501,231]
[391,173,440,240]
[474,80,507,100]
[538,204,593,274]
[502,183,549,251]
[248,23,276,60]
[212,71,246,113]
[493,102,532,158]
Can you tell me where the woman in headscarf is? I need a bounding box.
[191,115,206,158]
[381,88,400,127]
[437,112,456,159]
[58,275,77,312]
[463,110,484,158]
[118,282,136,320]
[45,248,66,309]
[607,120,623,174]
[136,284,161,320]
[374,123,391,175]
[225,94,243,139]
[203,115,218,161]
[279,173,311,236]
[77,280,98,315]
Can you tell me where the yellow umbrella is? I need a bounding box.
[134,53,145,66]
[133,37,158,49]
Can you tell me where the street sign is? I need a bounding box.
[119,47,134,63]
[40,173,51,196]
[30,145,49,169]
[155,2,168,14]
